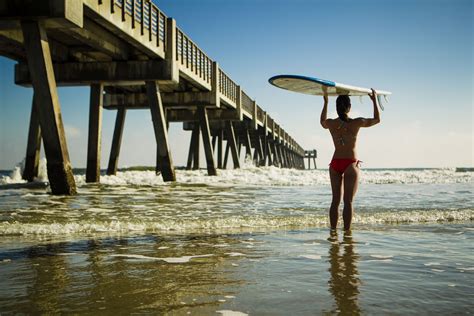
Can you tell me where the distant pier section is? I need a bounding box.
[304,150,317,169]
[0,0,308,195]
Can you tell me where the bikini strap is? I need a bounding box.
[337,121,345,130]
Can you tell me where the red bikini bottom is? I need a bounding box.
[329,158,360,174]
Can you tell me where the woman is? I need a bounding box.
[320,89,380,231]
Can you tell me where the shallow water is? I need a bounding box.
[0,226,472,314]
[0,166,473,314]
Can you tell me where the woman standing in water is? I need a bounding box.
[320,89,380,230]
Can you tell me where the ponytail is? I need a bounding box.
[336,95,351,122]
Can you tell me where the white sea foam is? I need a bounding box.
[0,209,471,236]
[0,158,47,185]
[365,259,392,263]
[216,310,248,316]
[299,254,322,260]
[370,255,393,259]
[2,163,472,186]
[109,253,213,263]
[0,166,25,184]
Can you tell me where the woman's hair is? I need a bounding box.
[336,95,351,122]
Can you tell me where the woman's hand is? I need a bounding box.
[368,88,377,104]
[323,89,328,105]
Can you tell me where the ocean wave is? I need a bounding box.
[0,209,471,236]
[1,160,472,187]
[77,167,473,187]
[0,158,48,185]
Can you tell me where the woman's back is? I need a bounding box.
[327,118,362,159]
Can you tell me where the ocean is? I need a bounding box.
[0,163,473,314]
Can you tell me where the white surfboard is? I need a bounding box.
[268,74,391,109]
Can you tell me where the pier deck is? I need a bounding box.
[0,0,306,194]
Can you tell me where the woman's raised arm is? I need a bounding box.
[320,93,329,129]
[358,88,380,127]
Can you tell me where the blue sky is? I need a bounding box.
[0,0,472,169]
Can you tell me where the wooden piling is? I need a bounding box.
[271,141,279,167]
[255,133,264,166]
[146,81,176,182]
[237,136,242,156]
[225,121,240,169]
[278,144,286,168]
[186,127,197,170]
[253,142,259,164]
[86,84,103,183]
[107,107,126,175]
[197,107,217,176]
[212,135,217,151]
[266,138,273,166]
[156,146,162,174]
[193,124,200,170]
[223,142,230,169]
[217,129,223,169]
[244,129,252,160]
[21,21,76,195]
[22,94,41,182]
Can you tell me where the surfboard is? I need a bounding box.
[268,74,391,98]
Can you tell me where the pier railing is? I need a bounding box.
[176,27,213,88]
[256,105,265,125]
[113,0,166,44]
[241,91,254,116]
[218,69,238,107]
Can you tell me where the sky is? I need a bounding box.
[0,0,472,170]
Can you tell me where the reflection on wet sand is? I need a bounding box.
[328,231,361,315]
[0,235,255,314]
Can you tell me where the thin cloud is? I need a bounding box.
[65,125,81,138]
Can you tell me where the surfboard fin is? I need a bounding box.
[377,95,385,111]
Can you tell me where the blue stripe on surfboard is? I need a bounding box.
[268,75,336,87]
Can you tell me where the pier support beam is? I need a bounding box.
[266,137,273,166]
[146,81,176,182]
[22,95,42,182]
[212,135,217,151]
[223,142,230,169]
[217,129,223,169]
[107,108,126,175]
[225,121,240,169]
[278,145,286,168]
[271,142,279,167]
[197,107,217,176]
[255,133,264,166]
[186,126,199,170]
[244,129,252,161]
[21,21,76,195]
[86,84,103,183]
[186,125,201,170]
[283,148,289,168]
[193,125,200,170]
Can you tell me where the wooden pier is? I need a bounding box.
[0,0,306,195]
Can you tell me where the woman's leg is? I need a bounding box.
[342,163,359,231]
[329,168,343,229]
